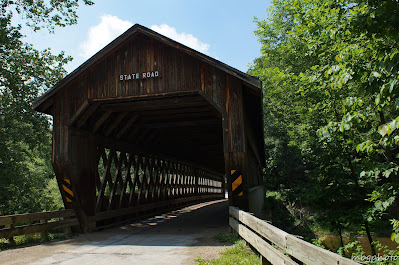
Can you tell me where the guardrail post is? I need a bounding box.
[63,226,71,236]
[5,223,15,245]
[40,219,49,240]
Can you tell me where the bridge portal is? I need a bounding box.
[33,24,265,232]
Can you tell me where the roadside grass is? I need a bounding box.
[0,232,74,250]
[214,232,240,243]
[195,232,261,265]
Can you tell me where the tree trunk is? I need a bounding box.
[337,226,345,248]
[365,221,376,256]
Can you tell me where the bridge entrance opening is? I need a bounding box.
[33,24,265,232]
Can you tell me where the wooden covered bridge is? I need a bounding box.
[33,24,265,232]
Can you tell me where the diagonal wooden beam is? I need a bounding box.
[92,110,113,133]
[68,100,89,127]
[127,125,141,140]
[134,127,151,144]
[104,112,128,137]
[116,114,139,139]
[142,130,159,145]
[76,102,100,129]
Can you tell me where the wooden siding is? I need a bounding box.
[37,25,265,218]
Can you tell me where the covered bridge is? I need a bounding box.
[33,24,265,232]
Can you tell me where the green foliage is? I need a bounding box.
[0,0,94,214]
[214,232,240,243]
[0,232,72,250]
[337,240,364,259]
[311,237,326,249]
[391,219,399,244]
[0,15,66,214]
[252,0,399,246]
[195,240,261,265]
[1,0,94,32]
[42,177,64,211]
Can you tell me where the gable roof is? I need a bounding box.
[33,24,261,112]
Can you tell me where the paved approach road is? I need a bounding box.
[1,199,231,265]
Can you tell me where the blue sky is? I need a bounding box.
[22,0,271,73]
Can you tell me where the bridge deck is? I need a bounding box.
[1,200,230,265]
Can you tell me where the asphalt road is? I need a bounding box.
[1,199,231,265]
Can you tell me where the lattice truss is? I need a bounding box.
[96,147,224,211]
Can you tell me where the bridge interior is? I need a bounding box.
[79,93,225,173]
[33,24,265,233]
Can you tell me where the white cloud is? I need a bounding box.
[80,14,133,59]
[150,24,210,54]
[80,16,211,59]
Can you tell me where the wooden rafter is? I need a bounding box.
[116,114,139,139]
[68,100,90,127]
[92,110,113,133]
[76,102,100,129]
[104,112,128,137]
[142,130,159,145]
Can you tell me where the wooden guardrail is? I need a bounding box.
[229,206,360,265]
[0,209,79,240]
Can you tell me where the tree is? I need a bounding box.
[0,0,94,214]
[251,0,399,250]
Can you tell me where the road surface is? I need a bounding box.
[1,199,231,265]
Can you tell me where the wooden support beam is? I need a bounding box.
[104,112,128,137]
[141,115,217,126]
[116,114,139,139]
[145,119,221,128]
[134,127,151,143]
[76,102,100,129]
[91,90,200,104]
[98,97,207,113]
[138,106,212,117]
[68,100,89,127]
[126,125,141,140]
[141,111,216,121]
[92,110,113,133]
[142,130,159,145]
[198,91,227,119]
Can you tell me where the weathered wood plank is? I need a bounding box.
[229,217,298,265]
[0,217,12,226]
[128,155,140,206]
[92,110,113,133]
[285,235,359,265]
[116,114,139,139]
[0,209,75,226]
[0,218,79,239]
[104,112,128,136]
[96,148,115,210]
[230,206,288,249]
[118,154,133,208]
[76,102,100,129]
[67,100,90,127]
[145,119,220,128]
[107,151,126,210]
[230,207,360,265]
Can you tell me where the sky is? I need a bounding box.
[22,0,271,74]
